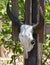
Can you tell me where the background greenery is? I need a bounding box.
[0,0,50,65]
[0,0,24,63]
[45,1,50,22]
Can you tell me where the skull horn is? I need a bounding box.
[33,22,39,28]
[7,3,23,27]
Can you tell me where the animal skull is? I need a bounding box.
[19,25,35,58]
[7,3,39,58]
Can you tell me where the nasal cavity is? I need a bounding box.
[31,40,35,45]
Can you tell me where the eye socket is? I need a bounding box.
[31,40,35,45]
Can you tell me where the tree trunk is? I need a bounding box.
[25,0,39,65]
[12,0,19,41]
[11,0,19,65]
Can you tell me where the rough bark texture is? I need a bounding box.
[34,0,45,43]
[25,0,30,24]
[25,0,39,65]
[25,0,45,65]
[11,0,19,65]
[12,0,19,41]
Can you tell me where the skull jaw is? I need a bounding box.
[24,44,34,59]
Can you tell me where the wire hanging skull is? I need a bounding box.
[7,3,39,58]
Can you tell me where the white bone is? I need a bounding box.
[19,25,35,59]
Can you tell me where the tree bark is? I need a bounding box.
[11,0,19,65]
[25,0,39,65]
[12,0,19,41]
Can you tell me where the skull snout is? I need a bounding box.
[31,40,35,45]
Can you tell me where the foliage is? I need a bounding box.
[18,0,25,22]
[45,1,50,22]
[42,1,50,64]
[41,1,50,65]
[0,0,24,64]
[42,35,50,65]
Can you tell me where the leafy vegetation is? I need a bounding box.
[42,1,50,65]
[18,0,25,21]
[42,35,50,65]
[0,0,24,63]
[45,1,50,22]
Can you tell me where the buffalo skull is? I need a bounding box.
[7,3,39,58]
